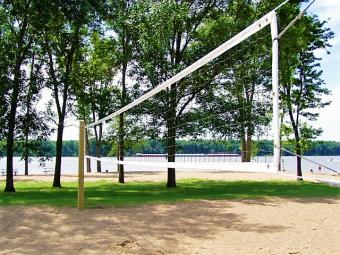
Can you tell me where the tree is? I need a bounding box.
[280,11,333,180]
[105,0,140,183]
[43,1,92,187]
[0,5,11,144]
[76,31,119,173]
[0,0,44,192]
[16,50,52,175]
[194,0,272,162]
[134,0,227,187]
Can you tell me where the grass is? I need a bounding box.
[0,179,339,208]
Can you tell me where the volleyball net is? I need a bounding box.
[82,9,281,174]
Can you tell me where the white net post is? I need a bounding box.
[271,13,281,173]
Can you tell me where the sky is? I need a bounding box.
[59,0,340,141]
[305,0,340,141]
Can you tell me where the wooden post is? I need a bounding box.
[78,120,85,209]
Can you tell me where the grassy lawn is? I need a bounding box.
[0,179,339,208]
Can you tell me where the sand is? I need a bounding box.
[0,171,340,254]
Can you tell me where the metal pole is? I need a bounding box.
[271,13,281,173]
[78,120,85,209]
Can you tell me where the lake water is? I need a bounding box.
[1,155,339,175]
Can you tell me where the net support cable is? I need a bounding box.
[279,146,340,174]
[276,0,318,40]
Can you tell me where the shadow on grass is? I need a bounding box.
[0,179,339,207]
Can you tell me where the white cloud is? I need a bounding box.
[308,0,340,29]
[314,87,340,141]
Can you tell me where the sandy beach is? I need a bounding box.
[0,171,340,255]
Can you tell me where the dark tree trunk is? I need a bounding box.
[4,15,30,192]
[24,52,35,176]
[5,132,16,192]
[24,93,30,176]
[240,131,246,162]
[245,132,252,162]
[86,158,91,173]
[118,113,125,183]
[5,96,17,192]
[166,84,177,188]
[95,142,102,173]
[53,121,64,187]
[118,60,127,183]
[47,23,80,188]
[24,132,29,176]
[4,66,22,192]
[167,167,176,187]
[296,140,303,181]
[85,130,91,172]
[287,99,303,181]
[24,154,29,176]
[93,122,102,173]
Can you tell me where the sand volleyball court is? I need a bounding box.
[0,172,339,255]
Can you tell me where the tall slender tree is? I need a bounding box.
[280,13,333,180]
[76,31,119,173]
[0,0,44,192]
[16,50,52,175]
[106,0,139,183]
[43,1,92,187]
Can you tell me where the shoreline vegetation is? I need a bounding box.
[1,139,340,158]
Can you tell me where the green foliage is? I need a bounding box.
[279,3,333,154]
[0,140,6,157]
[0,179,339,207]
[282,122,323,154]
[0,0,337,187]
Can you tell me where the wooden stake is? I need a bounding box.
[78,120,85,209]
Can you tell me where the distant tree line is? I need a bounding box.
[1,140,339,157]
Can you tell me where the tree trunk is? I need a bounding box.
[96,142,102,173]
[118,60,127,183]
[4,15,30,192]
[118,113,125,183]
[95,141,102,172]
[166,84,177,188]
[86,158,91,173]
[4,66,21,192]
[24,52,35,176]
[240,130,246,162]
[53,121,64,187]
[85,129,91,172]
[24,154,28,176]
[24,131,29,176]
[296,140,303,181]
[245,132,252,162]
[94,123,102,173]
[5,105,16,192]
